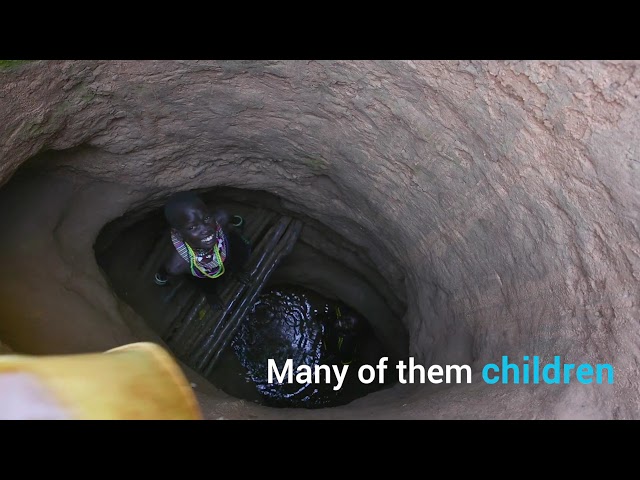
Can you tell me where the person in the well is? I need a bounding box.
[154,191,251,309]
[325,306,363,365]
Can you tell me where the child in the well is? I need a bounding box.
[154,191,252,308]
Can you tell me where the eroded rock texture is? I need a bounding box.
[0,60,638,419]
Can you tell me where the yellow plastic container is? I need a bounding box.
[0,342,202,420]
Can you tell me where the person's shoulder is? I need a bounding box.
[215,209,230,227]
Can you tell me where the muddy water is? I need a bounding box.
[225,284,390,408]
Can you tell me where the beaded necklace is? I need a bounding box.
[170,223,228,279]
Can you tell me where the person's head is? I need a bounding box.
[164,192,217,249]
[336,313,361,334]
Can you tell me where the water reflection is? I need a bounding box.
[230,284,387,408]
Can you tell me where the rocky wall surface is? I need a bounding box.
[0,60,637,419]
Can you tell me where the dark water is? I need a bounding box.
[229,284,390,408]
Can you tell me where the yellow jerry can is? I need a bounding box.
[0,342,202,420]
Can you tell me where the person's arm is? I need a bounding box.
[164,249,190,276]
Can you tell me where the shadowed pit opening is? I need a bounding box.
[94,187,408,408]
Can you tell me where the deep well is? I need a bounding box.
[0,60,638,419]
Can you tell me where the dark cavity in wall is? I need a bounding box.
[95,187,409,408]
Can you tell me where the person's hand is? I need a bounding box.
[0,372,72,420]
